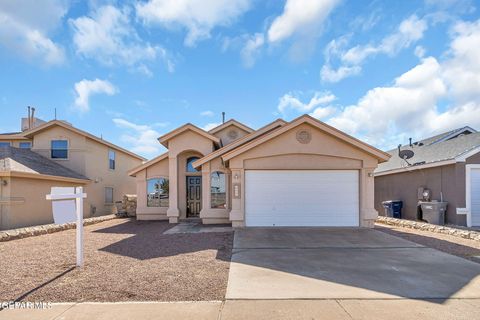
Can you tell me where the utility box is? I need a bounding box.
[382,200,403,219]
[419,201,448,225]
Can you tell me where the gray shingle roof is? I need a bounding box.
[0,147,89,180]
[376,131,480,174]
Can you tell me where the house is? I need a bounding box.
[129,115,390,227]
[374,126,480,227]
[0,113,145,230]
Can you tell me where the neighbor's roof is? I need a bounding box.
[20,120,146,161]
[376,129,480,175]
[208,119,254,135]
[0,147,89,182]
[158,123,221,148]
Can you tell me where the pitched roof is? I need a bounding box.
[221,114,391,162]
[0,147,89,182]
[375,130,480,175]
[128,152,168,176]
[20,120,146,161]
[192,119,286,168]
[158,123,221,148]
[208,119,254,135]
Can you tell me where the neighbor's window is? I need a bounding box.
[0,142,11,148]
[19,142,32,149]
[147,178,169,207]
[108,149,116,170]
[211,171,226,209]
[105,187,114,204]
[51,140,68,159]
[186,157,200,172]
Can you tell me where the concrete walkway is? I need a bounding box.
[2,299,480,320]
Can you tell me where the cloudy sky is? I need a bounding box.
[1,0,479,159]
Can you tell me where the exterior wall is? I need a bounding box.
[83,137,141,216]
[136,157,169,220]
[227,123,379,228]
[212,125,250,146]
[1,177,85,230]
[31,125,142,217]
[31,126,87,175]
[374,164,467,226]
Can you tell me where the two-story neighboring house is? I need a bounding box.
[0,115,145,230]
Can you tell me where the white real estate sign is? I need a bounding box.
[46,187,87,267]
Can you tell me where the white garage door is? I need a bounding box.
[245,170,359,227]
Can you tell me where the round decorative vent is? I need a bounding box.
[227,130,238,139]
[296,130,312,144]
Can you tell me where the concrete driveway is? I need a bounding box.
[226,227,480,300]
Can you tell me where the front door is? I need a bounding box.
[186,176,202,217]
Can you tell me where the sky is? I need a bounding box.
[1,0,480,159]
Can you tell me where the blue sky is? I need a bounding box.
[1,0,480,159]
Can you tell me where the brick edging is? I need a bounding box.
[0,213,128,242]
[376,216,480,241]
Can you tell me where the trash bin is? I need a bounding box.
[381,200,403,218]
[419,201,448,225]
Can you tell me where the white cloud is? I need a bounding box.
[201,110,214,117]
[321,15,428,82]
[0,0,67,66]
[73,79,117,112]
[240,33,264,68]
[414,45,426,58]
[113,118,163,156]
[267,0,340,43]
[277,91,336,116]
[203,122,222,131]
[136,0,252,47]
[71,5,173,73]
[309,105,336,120]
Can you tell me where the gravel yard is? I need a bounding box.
[376,223,480,263]
[0,218,233,302]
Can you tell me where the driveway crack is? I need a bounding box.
[335,300,354,319]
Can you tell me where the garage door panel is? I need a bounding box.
[245,170,359,227]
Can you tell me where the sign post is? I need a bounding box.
[46,187,87,267]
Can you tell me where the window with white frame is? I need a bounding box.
[51,140,68,159]
[211,171,226,209]
[105,187,114,204]
[108,149,115,170]
[19,142,32,149]
[0,142,11,148]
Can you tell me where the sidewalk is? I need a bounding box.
[1,299,480,320]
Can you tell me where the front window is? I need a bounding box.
[186,157,200,172]
[108,149,115,170]
[51,140,68,159]
[211,171,226,209]
[0,142,10,148]
[147,178,169,207]
[105,187,114,204]
[19,142,32,149]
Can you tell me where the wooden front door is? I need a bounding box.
[186,176,202,217]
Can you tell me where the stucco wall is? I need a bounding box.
[227,123,379,227]
[212,125,250,146]
[2,177,85,230]
[374,164,467,225]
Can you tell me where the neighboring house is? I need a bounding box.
[0,115,145,230]
[129,115,390,227]
[374,127,480,227]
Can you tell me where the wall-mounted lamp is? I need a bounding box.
[1,179,7,186]
[368,172,374,177]
[234,174,239,180]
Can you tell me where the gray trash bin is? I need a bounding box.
[419,201,448,225]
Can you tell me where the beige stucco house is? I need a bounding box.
[0,116,145,230]
[129,115,390,227]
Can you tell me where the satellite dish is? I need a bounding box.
[397,144,415,165]
[399,149,414,160]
